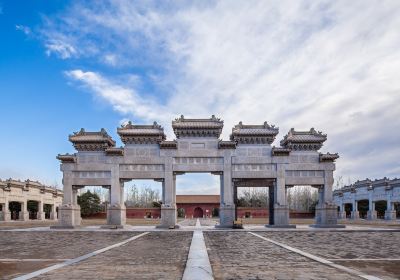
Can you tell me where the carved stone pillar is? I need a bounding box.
[19,200,29,221]
[351,199,359,219]
[105,166,126,228]
[50,204,57,220]
[385,193,396,220]
[313,170,343,228]
[51,172,81,229]
[159,169,177,228]
[219,171,235,228]
[269,166,293,228]
[367,188,377,220]
[37,200,45,220]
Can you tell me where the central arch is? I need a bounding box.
[193,207,204,218]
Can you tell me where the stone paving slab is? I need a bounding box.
[204,232,360,280]
[36,231,192,280]
[0,231,139,279]
[258,231,400,259]
[258,231,400,279]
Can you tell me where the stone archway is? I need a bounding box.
[193,207,203,218]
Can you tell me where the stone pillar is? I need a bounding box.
[19,200,29,221]
[37,200,45,220]
[351,199,359,219]
[367,188,377,220]
[3,199,10,221]
[159,169,177,228]
[52,171,81,228]
[385,193,396,220]
[339,203,347,219]
[50,204,57,220]
[106,167,126,228]
[270,165,292,228]
[219,169,235,227]
[313,170,342,228]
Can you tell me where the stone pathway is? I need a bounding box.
[182,219,213,280]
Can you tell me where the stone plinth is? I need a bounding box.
[105,204,126,228]
[312,203,344,228]
[37,211,46,220]
[338,211,346,219]
[158,205,177,228]
[50,212,57,220]
[19,211,29,221]
[367,210,377,220]
[268,205,295,228]
[51,204,81,229]
[217,205,235,228]
[351,211,360,219]
[385,210,396,220]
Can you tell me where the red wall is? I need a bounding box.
[86,206,314,219]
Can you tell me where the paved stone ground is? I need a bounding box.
[204,232,362,280]
[258,231,400,279]
[1,227,399,279]
[36,232,192,280]
[0,231,137,279]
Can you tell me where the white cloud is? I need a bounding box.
[43,1,400,182]
[15,24,31,35]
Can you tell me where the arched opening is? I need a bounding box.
[8,201,21,220]
[176,173,220,224]
[395,202,400,219]
[375,200,387,219]
[27,200,39,220]
[357,200,369,219]
[288,185,318,224]
[124,179,162,225]
[77,186,109,225]
[236,187,268,223]
[344,203,353,218]
[193,207,204,218]
[43,204,52,219]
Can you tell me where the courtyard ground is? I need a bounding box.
[0,219,399,279]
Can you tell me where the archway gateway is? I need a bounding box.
[54,115,341,228]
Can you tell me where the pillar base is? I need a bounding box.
[218,205,235,227]
[338,211,346,219]
[158,205,177,228]
[367,210,377,220]
[50,212,57,220]
[273,204,290,226]
[52,204,81,228]
[37,211,46,220]
[107,204,126,226]
[2,211,11,221]
[315,203,339,226]
[19,211,29,221]
[351,211,360,219]
[385,210,396,220]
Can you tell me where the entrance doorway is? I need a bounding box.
[8,201,21,220]
[193,207,204,218]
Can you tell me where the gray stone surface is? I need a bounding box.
[204,232,360,279]
[36,232,192,280]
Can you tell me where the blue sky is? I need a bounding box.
[1,1,399,192]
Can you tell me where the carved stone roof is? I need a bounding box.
[0,178,63,194]
[69,128,115,151]
[56,154,76,163]
[172,115,223,138]
[117,121,166,144]
[280,128,327,151]
[160,141,177,149]
[272,147,291,156]
[230,122,279,145]
[218,140,237,149]
[319,153,339,162]
[105,147,124,156]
